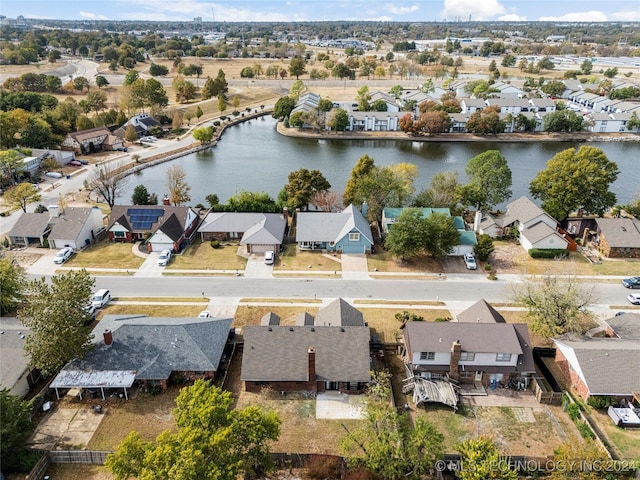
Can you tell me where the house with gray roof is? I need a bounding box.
[403,300,535,388]
[0,317,39,397]
[296,204,373,254]
[198,212,287,254]
[476,196,569,253]
[52,315,233,395]
[594,217,640,258]
[554,313,640,401]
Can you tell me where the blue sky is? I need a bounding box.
[1,0,639,23]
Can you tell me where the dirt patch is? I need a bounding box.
[5,250,45,267]
[488,243,522,274]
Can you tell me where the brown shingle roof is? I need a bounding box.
[596,218,640,248]
[456,299,506,324]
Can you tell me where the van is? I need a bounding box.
[91,289,111,308]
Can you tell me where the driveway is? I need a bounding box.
[243,252,273,278]
[340,254,369,280]
[133,252,166,278]
[29,403,105,450]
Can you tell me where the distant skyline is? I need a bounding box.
[2,0,639,23]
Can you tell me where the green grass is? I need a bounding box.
[66,241,144,269]
[169,240,247,270]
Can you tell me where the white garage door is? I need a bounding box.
[251,244,273,253]
[150,241,173,252]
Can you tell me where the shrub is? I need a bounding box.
[484,264,492,272]
[577,421,595,439]
[145,383,162,395]
[528,248,569,259]
[213,120,221,126]
[434,316,451,322]
[210,240,220,249]
[194,203,205,210]
[566,402,581,421]
[307,455,342,479]
[587,396,615,409]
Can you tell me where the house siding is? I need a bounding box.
[555,348,591,400]
[598,235,640,258]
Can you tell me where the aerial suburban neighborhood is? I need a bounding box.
[1,1,640,479]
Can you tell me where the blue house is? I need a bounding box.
[296,205,373,254]
[382,207,477,256]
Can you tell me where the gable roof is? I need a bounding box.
[241,325,371,383]
[67,126,112,143]
[261,312,281,326]
[7,212,51,238]
[198,212,286,245]
[524,221,567,245]
[151,213,184,242]
[604,313,640,340]
[501,196,554,227]
[67,318,232,381]
[457,299,506,324]
[0,317,31,394]
[296,204,373,245]
[107,205,195,235]
[595,218,640,248]
[48,207,99,240]
[296,312,315,326]
[315,298,365,327]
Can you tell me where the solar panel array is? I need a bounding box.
[127,208,164,230]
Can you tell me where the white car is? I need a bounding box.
[198,311,211,318]
[157,250,172,266]
[45,171,63,178]
[264,250,275,265]
[463,253,477,270]
[53,247,73,264]
[628,293,640,305]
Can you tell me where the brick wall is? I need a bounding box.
[554,349,590,400]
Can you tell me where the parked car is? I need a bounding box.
[463,253,477,270]
[622,276,640,288]
[264,250,275,265]
[198,311,211,318]
[68,160,82,166]
[628,293,640,305]
[53,247,73,264]
[91,289,111,309]
[45,171,63,178]
[84,304,97,323]
[157,250,172,266]
[77,159,89,165]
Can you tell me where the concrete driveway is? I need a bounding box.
[340,254,369,280]
[315,391,365,419]
[243,252,273,278]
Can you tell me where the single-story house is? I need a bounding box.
[382,207,477,256]
[62,126,123,153]
[296,204,373,254]
[554,313,640,401]
[32,148,76,167]
[51,315,234,397]
[197,212,287,254]
[7,205,104,250]
[403,299,535,388]
[593,217,640,259]
[107,205,200,252]
[476,196,569,252]
[0,317,40,397]
[241,298,370,394]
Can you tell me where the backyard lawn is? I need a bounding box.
[66,241,144,269]
[168,240,247,270]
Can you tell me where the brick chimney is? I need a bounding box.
[103,329,113,346]
[307,346,316,391]
[449,340,461,380]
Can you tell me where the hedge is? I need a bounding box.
[528,248,569,259]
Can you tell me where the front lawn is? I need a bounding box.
[367,250,443,272]
[169,240,247,270]
[66,241,144,269]
[275,244,342,271]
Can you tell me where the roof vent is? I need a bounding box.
[310,327,315,332]
[289,327,294,332]
[341,327,345,332]
[621,226,627,232]
[268,326,272,331]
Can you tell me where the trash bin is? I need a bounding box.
[66,175,71,179]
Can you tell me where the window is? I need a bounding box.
[349,233,360,242]
[114,231,125,238]
[496,353,512,362]
[420,352,435,361]
[460,352,475,361]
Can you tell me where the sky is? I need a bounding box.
[1,0,639,23]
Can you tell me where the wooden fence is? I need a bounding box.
[531,376,563,405]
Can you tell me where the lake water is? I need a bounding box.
[124,116,640,208]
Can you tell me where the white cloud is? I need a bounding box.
[441,0,506,21]
[80,11,108,20]
[364,16,393,21]
[611,10,640,21]
[498,13,527,21]
[384,4,420,15]
[538,11,608,22]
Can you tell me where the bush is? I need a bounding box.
[306,455,343,479]
[529,248,569,259]
[213,120,221,126]
[145,383,162,395]
[566,402,581,421]
[434,316,451,322]
[210,240,220,249]
[577,421,595,439]
[484,264,492,272]
[587,396,615,409]
[194,203,205,210]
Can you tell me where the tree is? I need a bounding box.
[580,59,593,75]
[3,182,41,212]
[460,150,512,211]
[511,274,597,339]
[88,160,129,208]
[356,85,372,112]
[106,380,281,480]
[0,255,26,315]
[124,123,138,143]
[288,56,307,79]
[145,79,169,110]
[423,212,460,259]
[284,168,331,210]
[543,110,584,132]
[205,193,219,209]
[327,108,349,131]
[131,184,157,205]
[456,436,518,480]
[529,146,619,220]
[340,371,444,479]
[272,96,296,120]
[549,440,612,480]
[474,234,495,261]
[95,75,109,89]
[309,190,343,212]
[217,93,227,113]
[289,80,306,101]
[166,164,191,206]
[466,107,506,135]
[0,389,35,472]
[195,105,203,121]
[202,69,228,100]
[72,76,90,93]
[226,190,279,213]
[413,171,459,210]
[193,126,215,143]
[123,70,139,86]
[384,209,430,261]
[19,271,95,376]
[149,63,169,76]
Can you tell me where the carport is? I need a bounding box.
[50,369,136,400]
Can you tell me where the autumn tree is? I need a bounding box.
[106,380,281,480]
[326,108,349,131]
[0,255,26,315]
[510,274,597,339]
[466,106,506,135]
[356,85,372,112]
[3,182,41,212]
[289,80,306,102]
[284,168,331,210]
[87,160,129,208]
[288,56,307,79]
[166,164,191,206]
[414,110,452,135]
[19,271,95,376]
[124,123,138,143]
[529,146,619,220]
[413,171,460,210]
[458,150,512,211]
[310,190,343,212]
[456,436,518,480]
[193,125,215,143]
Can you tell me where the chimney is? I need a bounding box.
[449,340,461,380]
[103,329,113,346]
[163,194,171,206]
[473,211,482,233]
[307,346,316,390]
[48,205,60,218]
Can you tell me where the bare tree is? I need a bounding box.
[87,161,129,208]
[166,164,191,206]
[309,190,343,212]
